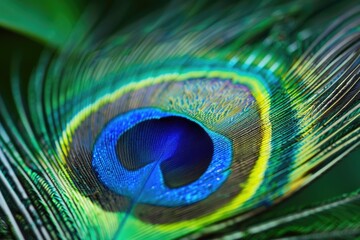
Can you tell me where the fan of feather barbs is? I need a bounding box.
[0,0,359,239]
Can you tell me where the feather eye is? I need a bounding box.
[0,1,359,239]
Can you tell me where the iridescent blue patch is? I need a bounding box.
[92,108,232,207]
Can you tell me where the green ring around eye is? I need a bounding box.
[59,69,272,237]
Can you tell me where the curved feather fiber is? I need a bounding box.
[209,189,360,239]
[0,0,359,239]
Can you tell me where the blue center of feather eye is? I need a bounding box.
[116,117,214,188]
[92,108,232,207]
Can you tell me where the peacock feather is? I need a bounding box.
[0,0,359,239]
